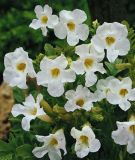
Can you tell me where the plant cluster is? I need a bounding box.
[1,3,135,160]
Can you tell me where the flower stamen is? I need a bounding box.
[76,99,84,107]
[129,125,135,134]
[50,138,58,146]
[80,135,89,144]
[119,89,128,97]
[41,15,48,24]
[84,58,94,69]
[106,36,115,46]
[51,68,60,78]
[67,21,76,31]
[16,63,26,72]
[30,107,37,116]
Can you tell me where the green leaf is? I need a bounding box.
[0,154,12,160]
[105,62,118,76]
[0,140,13,152]
[16,144,33,158]
[44,44,56,56]
[13,87,25,103]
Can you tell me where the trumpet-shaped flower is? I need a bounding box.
[54,9,89,46]
[11,94,46,131]
[95,76,115,101]
[112,121,135,154]
[30,5,58,36]
[36,54,76,97]
[32,129,67,160]
[91,22,130,62]
[64,85,97,112]
[71,44,106,87]
[106,77,135,111]
[3,47,36,89]
[71,125,101,158]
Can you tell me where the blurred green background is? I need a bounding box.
[0,0,135,83]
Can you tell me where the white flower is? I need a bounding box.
[71,125,101,158]
[64,85,97,112]
[30,5,58,36]
[71,44,106,87]
[95,76,115,101]
[32,129,67,160]
[112,121,135,154]
[11,94,45,131]
[54,9,89,46]
[91,22,130,62]
[36,54,76,97]
[106,77,135,111]
[3,47,36,89]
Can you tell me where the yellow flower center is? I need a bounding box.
[30,107,37,116]
[129,125,135,134]
[76,98,85,107]
[50,138,58,146]
[119,89,128,97]
[41,15,48,24]
[80,135,89,144]
[84,58,94,69]
[16,63,26,72]
[67,21,76,31]
[106,36,115,46]
[51,68,60,78]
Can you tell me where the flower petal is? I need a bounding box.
[75,142,90,158]
[41,27,48,36]
[65,90,75,99]
[119,100,131,111]
[48,151,61,160]
[55,129,67,155]
[47,15,59,29]
[11,104,26,117]
[67,33,79,46]
[85,72,97,87]
[29,19,41,30]
[72,9,87,24]
[107,49,119,63]
[115,39,130,56]
[75,44,90,57]
[44,4,52,15]
[54,54,68,69]
[71,60,84,75]
[106,92,120,105]
[36,71,50,86]
[62,69,76,83]
[64,100,77,112]
[54,22,67,39]
[127,138,135,154]
[47,81,64,97]
[34,5,43,18]
[129,88,135,101]
[112,125,129,145]
[76,24,89,41]
[21,117,33,131]
[32,145,48,158]
[89,139,101,152]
